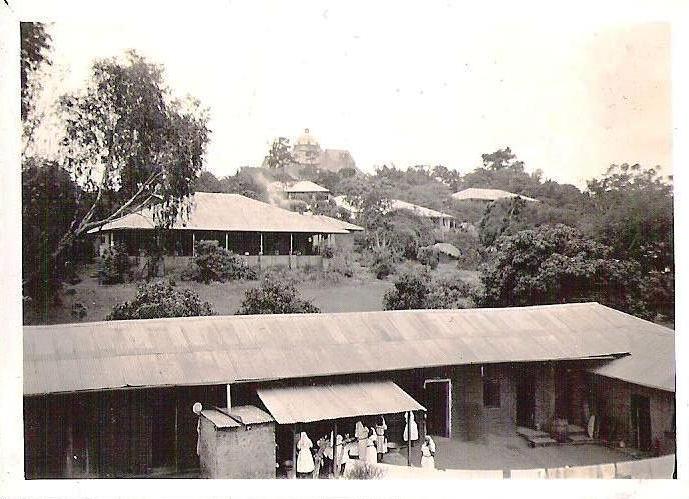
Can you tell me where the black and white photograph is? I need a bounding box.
[1,0,687,496]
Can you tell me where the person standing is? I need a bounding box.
[296,431,315,478]
[403,412,419,447]
[312,435,328,478]
[420,435,436,469]
[340,435,355,475]
[375,416,388,462]
[355,421,368,461]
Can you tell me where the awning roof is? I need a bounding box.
[257,381,425,424]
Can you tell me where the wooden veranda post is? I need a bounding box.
[292,425,297,479]
[406,411,411,466]
[225,232,229,251]
[332,421,338,478]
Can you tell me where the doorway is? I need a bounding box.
[424,379,451,438]
[631,394,652,451]
[516,371,536,428]
[150,389,178,471]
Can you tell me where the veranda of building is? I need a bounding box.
[23,303,675,478]
[88,192,357,269]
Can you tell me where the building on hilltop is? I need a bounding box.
[261,129,358,177]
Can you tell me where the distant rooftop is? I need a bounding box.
[452,188,539,202]
[285,180,330,193]
[390,199,455,219]
[333,196,454,219]
[88,192,348,234]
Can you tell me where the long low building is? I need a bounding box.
[23,303,675,478]
[333,195,457,231]
[452,187,539,203]
[88,192,359,269]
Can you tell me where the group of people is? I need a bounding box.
[295,414,437,478]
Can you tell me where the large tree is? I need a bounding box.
[20,22,52,121]
[264,137,294,169]
[475,224,649,317]
[22,159,84,306]
[584,163,674,321]
[56,50,210,259]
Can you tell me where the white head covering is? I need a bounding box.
[298,431,312,449]
[424,435,436,453]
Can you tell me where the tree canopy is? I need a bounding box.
[21,22,52,121]
[383,266,470,310]
[56,50,210,253]
[264,137,294,169]
[474,224,649,317]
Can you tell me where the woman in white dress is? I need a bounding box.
[375,416,388,461]
[354,421,368,461]
[296,431,315,477]
[403,412,419,447]
[420,435,436,469]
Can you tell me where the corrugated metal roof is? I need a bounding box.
[285,181,330,193]
[452,188,539,203]
[257,381,425,424]
[587,309,675,391]
[87,192,348,234]
[307,214,364,232]
[200,408,241,428]
[23,303,673,396]
[201,405,274,428]
[390,199,455,219]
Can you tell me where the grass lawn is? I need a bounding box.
[24,261,479,325]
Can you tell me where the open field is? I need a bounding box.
[24,262,480,325]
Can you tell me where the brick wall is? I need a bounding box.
[449,364,518,441]
[199,419,276,479]
[587,374,675,454]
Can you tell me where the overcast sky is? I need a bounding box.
[28,1,671,188]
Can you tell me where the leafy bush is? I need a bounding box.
[182,240,257,283]
[369,247,398,279]
[70,302,87,321]
[384,266,471,310]
[383,266,431,310]
[343,462,385,480]
[416,246,439,269]
[328,250,355,278]
[99,242,131,284]
[106,281,215,320]
[321,244,335,259]
[426,272,471,309]
[236,276,320,315]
